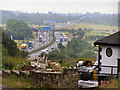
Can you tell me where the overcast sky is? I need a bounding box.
[1,0,119,14]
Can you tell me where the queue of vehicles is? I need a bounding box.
[20,32,69,55]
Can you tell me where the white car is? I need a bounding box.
[51,46,54,49]
[45,48,49,52]
[56,40,59,43]
[78,80,98,88]
[41,49,46,53]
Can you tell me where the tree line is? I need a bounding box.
[1,10,118,26]
[1,27,29,70]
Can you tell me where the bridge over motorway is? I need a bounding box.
[32,28,76,32]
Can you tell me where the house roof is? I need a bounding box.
[94,31,120,46]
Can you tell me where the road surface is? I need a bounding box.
[28,32,70,58]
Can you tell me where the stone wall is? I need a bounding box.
[30,68,79,88]
[2,68,79,88]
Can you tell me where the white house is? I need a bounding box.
[94,31,120,76]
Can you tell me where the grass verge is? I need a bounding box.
[2,74,36,88]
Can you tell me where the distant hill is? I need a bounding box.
[6,18,32,37]
[1,10,118,26]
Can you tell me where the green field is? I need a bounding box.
[60,22,118,47]
[64,22,118,33]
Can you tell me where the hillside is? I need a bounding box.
[5,18,32,37]
[1,10,118,26]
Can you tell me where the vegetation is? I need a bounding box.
[46,49,68,61]
[2,74,35,88]
[46,28,96,63]
[2,27,29,70]
[6,18,32,37]
[2,10,118,26]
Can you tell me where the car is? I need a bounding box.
[46,36,49,38]
[45,48,49,51]
[60,33,62,35]
[51,46,54,49]
[39,39,42,42]
[42,49,46,53]
[29,47,33,49]
[42,40,45,43]
[36,40,38,42]
[56,40,59,43]
[78,80,98,88]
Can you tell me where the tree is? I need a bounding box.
[6,18,32,37]
[2,32,18,57]
[2,45,9,56]
[58,43,65,52]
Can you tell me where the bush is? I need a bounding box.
[2,56,29,70]
[46,49,68,61]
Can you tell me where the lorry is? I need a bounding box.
[21,44,27,49]
[28,42,33,48]
[64,36,68,42]
[60,37,63,42]
[39,35,42,42]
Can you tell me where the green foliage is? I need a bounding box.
[2,45,9,56]
[64,29,95,59]
[2,32,28,57]
[2,74,35,88]
[17,50,28,58]
[46,49,68,61]
[2,10,118,26]
[2,56,29,70]
[47,29,95,61]
[2,31,29,70]
[2,32,18,57]
[2,56,16,70]
[6,18,32,37]
[58,43,65,52]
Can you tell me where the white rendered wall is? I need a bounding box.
[99,45,119,74]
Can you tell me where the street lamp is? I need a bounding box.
[38,27,41,47]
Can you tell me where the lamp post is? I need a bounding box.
[38,27,41,47]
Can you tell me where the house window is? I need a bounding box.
[106,47,112,57]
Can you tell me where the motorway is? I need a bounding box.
[27,32,53,53]
[28,32,70,59]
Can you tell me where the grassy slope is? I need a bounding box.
[65,22,118,32]
[62,22,118,46]
[2,74,35,88]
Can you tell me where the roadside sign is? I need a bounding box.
[40,27,52,31]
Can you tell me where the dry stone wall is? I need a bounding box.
[2,68,79,88]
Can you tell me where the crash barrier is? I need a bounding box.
[2,68,79,88]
